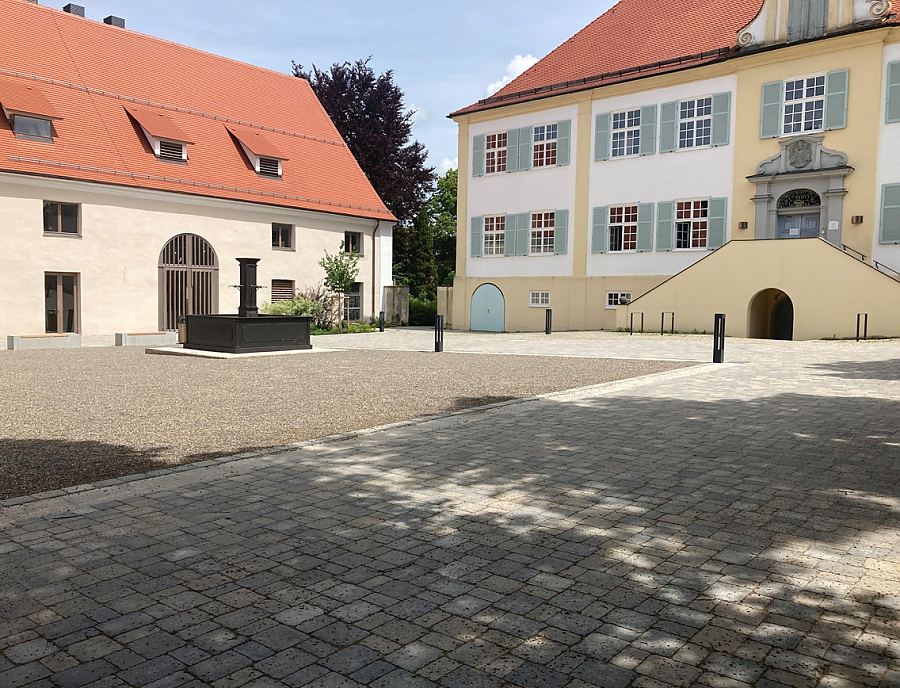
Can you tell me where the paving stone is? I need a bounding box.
[3,637,56,663]
[118,655,186,687]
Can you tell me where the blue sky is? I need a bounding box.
[44,1,614,176]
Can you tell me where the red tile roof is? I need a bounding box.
[452,0,766,116]
[125,105,194,144]
[0,0,395,221]
[0,76,61,118]
[226,125,287,160]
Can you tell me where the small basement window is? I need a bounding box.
[13,114,53,141]
[258,157,281,177]
[158,139,186,161]
[606,291,632,309]
[43,201,79,235]
[530,291,550,307]
[271,279,295,301]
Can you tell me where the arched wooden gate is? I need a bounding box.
[159,234,219,330]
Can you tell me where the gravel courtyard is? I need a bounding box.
[0,346,692,499]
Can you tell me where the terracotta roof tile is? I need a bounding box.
[0,0,395,221]
[125,105,193,144]
[226,125,287,160]
[0,76,61,119]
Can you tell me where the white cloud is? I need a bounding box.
[438,157,458,175]
[409,104,430,130]
[486,54,539,96]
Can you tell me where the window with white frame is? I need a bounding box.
[530,212,555,254]
[675,200,708,249]
[607,205,638,252]
[533,124,558,167]
[485,132,507,174]
[530,291,550,307]
[483,215,505,256]
[783,75,825,135]
[678,97,712,149]
[606,291,632,309]
[611,109,641,158]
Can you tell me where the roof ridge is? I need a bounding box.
[0,68,348,148]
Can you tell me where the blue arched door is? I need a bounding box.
[470,284,504,332]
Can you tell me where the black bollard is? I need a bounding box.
[713,313,726,363]
[545,308,552,335]
[379,310,385,332]
[856,313,868,341]
[435,314,444,352]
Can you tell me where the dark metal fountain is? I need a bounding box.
[184,258,312,353]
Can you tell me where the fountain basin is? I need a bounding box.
[185,314,312,353]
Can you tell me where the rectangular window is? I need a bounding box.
[607,205,638,252]
[783,75,825,134]
[272,223,293,249]
[484,132,508,174]
[344,231,362,254]
[611,109,641,158]
[348,282,362,322]
[44,272,78,333]
[530,212,555,254]
[14,115,53,141]
[606,291,632,309]
[678,98,712,149]
[530,291,550,307]
[675,200,709,248]
[271,279,295,301]
[43,201,79,235]
[483,215,505,256]
[533,124,558,168]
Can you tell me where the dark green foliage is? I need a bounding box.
[430,169,457,287]
[408,295,437,326]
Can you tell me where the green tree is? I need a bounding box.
[405,207,437,300]
[318,243,360,330]
[429,168,457,286]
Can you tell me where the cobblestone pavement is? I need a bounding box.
[1,333,900,688]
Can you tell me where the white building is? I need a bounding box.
[0,0,395,342]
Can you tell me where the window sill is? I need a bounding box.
[271,246,295,252]
[672,247,710,252]
[43,232,82,238]
[779,130,824,138]
[478,253,505,258]
[606,250,638,255]
[527,252,556,257]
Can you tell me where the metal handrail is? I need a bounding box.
[841,244,867,262]
[874,260,900,280]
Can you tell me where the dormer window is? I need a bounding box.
[124,105,193,163]
[226,125,288,179]
[0,79,61,143]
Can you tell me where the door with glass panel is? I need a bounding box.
[45,273,79,333]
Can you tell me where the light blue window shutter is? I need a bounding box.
[824,69,849,131]
[787,0,803,42]
[659,101,678,153]
[592,207,608,253]
[881,184,900,244]
[556,120,571,166]
[594,113,610,161]
[707,197,727,249]
[656,201,674,251]
[472,134,485,177]
[506,129,520,172]
[554,209,568,254]
[471,217,483,257]
[504,214,516,256]
[887,62,900,124]
[760,82,783,138]
[636,203,654,252]
[518,127,533,171]
[639,105,657,156]
[809,0,827,39]
[516,212,530,255]
[711,92,731,146]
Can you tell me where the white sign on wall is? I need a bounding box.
[828,220,840,231]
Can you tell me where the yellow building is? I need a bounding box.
[448,0,900,340]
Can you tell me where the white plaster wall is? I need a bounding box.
[0,174,383,338]
[466,104,578,278]
[874,43,900,270]
[379,224,393,309]
[587,75,737,278]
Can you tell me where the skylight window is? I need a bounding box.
[13,115,53,141]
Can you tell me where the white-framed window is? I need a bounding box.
[783,74,825,135]
[530,291,550,307]
[530,211,555,254]
[483,215,505,256]
[485,132,507,174]
[608,205,638,252]
[675,200,709,249]
[533,124,558,168]
[606,291,632,309]
[611,109,641,158]
[678,97,712,149]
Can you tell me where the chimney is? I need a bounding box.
[63,3,85,16]
[103,15,125,28]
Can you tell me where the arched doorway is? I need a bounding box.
[470,284,504,332]
[748,288,793,340]
[776,189,822,239]
[159,234,219,331]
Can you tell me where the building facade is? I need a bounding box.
[0,0,395,342]
[450,0,900,340]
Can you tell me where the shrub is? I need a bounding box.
[408,295,437,326]
[297,283,339,329]
[261,295,324,319]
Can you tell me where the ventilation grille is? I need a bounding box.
[159,140,184,161]
[271,279,295,301]
[259,157,280,177]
